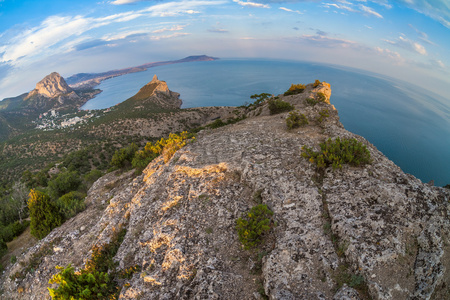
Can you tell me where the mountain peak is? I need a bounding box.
[27,72,72,99]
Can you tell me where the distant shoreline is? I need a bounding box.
[66,55,218,90]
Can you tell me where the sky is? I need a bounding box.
[0,0,449,101]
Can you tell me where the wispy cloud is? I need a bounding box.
[0,1,224,66]
[208,28,229,33]
[279,7,303,14]
[398,0,450,28]
[359,4,383,18]
[374,47,405,64]
[384,35,428,55]
[233,0,270,8]
[408,24,436,45]
[152,25,186,34]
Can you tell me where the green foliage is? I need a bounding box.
[48,171,82,199]
[48,265,116,300]
[236,204,274,250]
[207,119,226,129]
[83,169,103,185]
[306,97,319,106]
[28,189,63,239]
[286,111,309,130]
[284,84,306,96]
[0,220,30,244]
[301,137,371,170]
[56,191,86,220]
[10,255,17,264]
[268,99,294,115]
[48,228,126,299]
[110,143,138,169]
[313,80,321,88]
[0,238,6,257]
[247,93,271,108]
[317,92,327,102]
[318,109,329,123]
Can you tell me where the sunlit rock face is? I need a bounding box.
[2,82,449,300]
[27,72,72,98]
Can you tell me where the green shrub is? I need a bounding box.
[48,171,82,199]
[48,264,116,300]
[317,92,327,102]
[48,228,126,299]
[110,143,138,169]
[313,80,321,88]
[84,169,102,185]
[318,109,329,123]
[0,238,6,257]
[284,84,306,96]
[207,119,226,129]
[0,220,30,244]
[286,111,309,130]
[301,137,371,170]
[56,191,86,220]
[28,189,63,239]
[268,99,294,115]
[236,204,274,250]
[306,97,318,106]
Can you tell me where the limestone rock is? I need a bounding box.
[1,82,449,300]
[27,72,72,99]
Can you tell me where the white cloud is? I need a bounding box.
[0,1,224,66]
[111,0,143,4]
[149,32,190,40]
[359,4,383,18]
[233,0,270,8]
[279,7,303,14]
[375,47,406,64]
[152,25,186,34]
[398,0,450,29]
[384,36,428,55]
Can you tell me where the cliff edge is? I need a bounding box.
[1,82,449,300]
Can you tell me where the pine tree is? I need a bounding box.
[28,189,63,239]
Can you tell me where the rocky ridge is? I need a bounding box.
[1,82,449,299]
[26,72,72,99]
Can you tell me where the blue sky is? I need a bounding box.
[0,0,449,100]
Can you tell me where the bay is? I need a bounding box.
[82,59,450,186]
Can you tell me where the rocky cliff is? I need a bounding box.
[26,72,72,99]
[1,82,449,300]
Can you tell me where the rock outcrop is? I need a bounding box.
[26,72,72,99]
[1,82,449,300]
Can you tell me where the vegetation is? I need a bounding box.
[318,109,329,123]
[56,191,86,220]
[284,84,306,96]
[313,80,321,88]
[48,228,127,299]
[236,204,274,250]
[317,92,327,102]
[286,111,308,130]
[48,264,115,300]
[302,137,371,170]
[28,189,63,239]
[130,131,192,172]
[268,99,294,115]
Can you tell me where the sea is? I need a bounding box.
[81,59,450,187]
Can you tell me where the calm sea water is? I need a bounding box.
[82,59,450,186]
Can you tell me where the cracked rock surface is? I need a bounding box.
[1,82,449,300]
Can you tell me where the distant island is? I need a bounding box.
[65,55,218,89]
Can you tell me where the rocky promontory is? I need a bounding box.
[1,82,449,299]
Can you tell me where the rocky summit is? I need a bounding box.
[1,82,449,299]
[26,72,72,99]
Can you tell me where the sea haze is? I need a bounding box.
[82,59,450,186]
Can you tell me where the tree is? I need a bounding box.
[48,171,82,199]
[28,189,63,239]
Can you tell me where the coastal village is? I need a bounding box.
[33,108,111,130]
